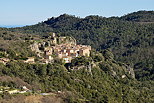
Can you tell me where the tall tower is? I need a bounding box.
[50,33,57,44]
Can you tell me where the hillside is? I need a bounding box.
[10,11,154,81]
[0,28,153,102]
[0,43,153,102]
[120,10,154,22]
[0,28,40,60]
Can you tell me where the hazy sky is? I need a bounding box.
[0,0,154,25]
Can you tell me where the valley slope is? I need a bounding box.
[0,10,153,103]
[10,11,154,81]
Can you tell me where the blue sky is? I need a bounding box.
[0,0,154,26]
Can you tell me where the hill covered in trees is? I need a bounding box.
[0,43,153,102]
[10,11,154,81]
[0,10,153,102]
[120,10,154,22]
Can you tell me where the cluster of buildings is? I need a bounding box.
[44,43,91,63]
[28,33,91,63]
[42,33,91,63]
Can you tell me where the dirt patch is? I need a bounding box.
[0,94,64,103]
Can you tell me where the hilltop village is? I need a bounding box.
[29,33,91,63]
[0,33,91,64]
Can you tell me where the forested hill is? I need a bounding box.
[0,11,154,102]
[120,10,154,22]
[10,11,154,81]
[0,29,153,103]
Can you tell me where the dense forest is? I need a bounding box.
[0,48,153,103]
[0,10,153,102]
[120,11,154,22]
[10,10,154,81]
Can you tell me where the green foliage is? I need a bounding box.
[91,50,105,62]
[0,51,6,58]
[71,56,92,66]
[54,58,65,65]
[0,29,38,60]
[0,11,154,102]
[102,49,114,60]
[120,10,154,22]
[9,11,154,81]
[134,59,154,81]
[0,56,153,102]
